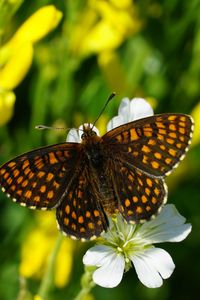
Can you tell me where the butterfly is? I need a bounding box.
[0,113,194,241]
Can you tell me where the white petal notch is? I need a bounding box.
[131,248,175,288]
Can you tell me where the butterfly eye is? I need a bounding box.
[91,131,97,136]
[81,133,86,140]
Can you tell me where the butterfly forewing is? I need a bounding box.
[56,167,108,240]
[103,114,194,177]
[0,143,82,209]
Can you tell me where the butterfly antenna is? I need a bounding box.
[92,92,116,129]
[35,125,68,131]
[35,125,85,136]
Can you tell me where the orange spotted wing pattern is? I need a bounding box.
[56,167,108,240]
[0,144,82,209]
[0,113,194,240]
[103,114,194,177]
[110,159,167,223]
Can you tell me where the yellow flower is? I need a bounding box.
[68,0,142,94]
[0,90,16,126]
[0,5,62,126]
[68,0,142,95]
[4,5,63,52]
[54,238,74,287]
[19,211,74,288]
[191,101,200,147]
[0,43,33,90]
[69,0,142,57]
[110,0,133,9]
[34,295,43,300]
[96,114,109,135]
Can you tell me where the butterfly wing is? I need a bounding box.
[0,143,82,209]
[56,166,108,240]
[103,114,194,177]
[110,159,167,223]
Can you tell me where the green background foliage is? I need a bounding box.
[0,1,200,299]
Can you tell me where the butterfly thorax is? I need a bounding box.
[81,125,103,167]
[81,125,117,215]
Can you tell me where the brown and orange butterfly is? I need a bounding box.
[0,113,194,240]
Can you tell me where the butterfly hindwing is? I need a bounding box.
[103,114,194,177]
[110,159,167,223]
[56,166,108,240]
[0,143,82,209]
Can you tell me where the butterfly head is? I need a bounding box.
[81,123,99,141]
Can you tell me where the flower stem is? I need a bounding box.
[73,267,96,300]
[73,286,93,300]
[38,233,63,300]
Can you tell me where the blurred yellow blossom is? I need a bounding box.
[34,295,43,300]
[54,238,74,287]
[191,101,200,146]
[19,211,74,288]
[70,0,142,57]
[0,5,62,126]
[68,0,142,95]
[96,114,109,136]
[0,5,63,64]
[68,0,141,96]
[110,0,133,9]
[0,43,33,90]
[0,90,16,126]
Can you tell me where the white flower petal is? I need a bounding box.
[107,97,154,131]
[66,128,80,142]
[83,245,115,267]
[136,204,192,244]
[107,98,130,130]
[83,245,125,288]
[131,252,163,288]
[107,115,124,131]
[129,98,154,121]
[92,253,125,288]
[130,248,175,288]
[117,97,131,123]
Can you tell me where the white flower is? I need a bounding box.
[107,97,154,131]
[83,205,191,288]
